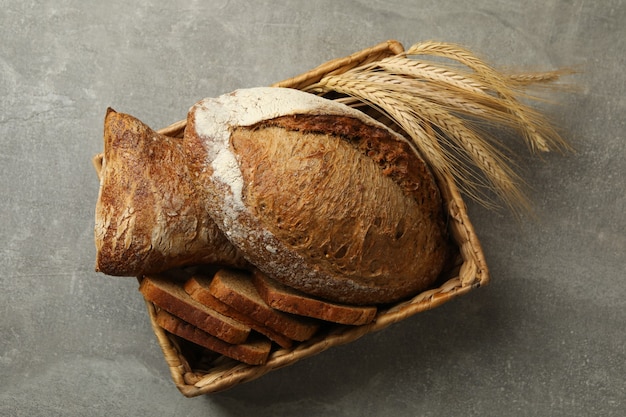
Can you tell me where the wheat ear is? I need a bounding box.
[306,41,571,214]
[406,41,571,153]
[318,76,529,213]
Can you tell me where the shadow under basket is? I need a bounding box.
[142,40,489,397]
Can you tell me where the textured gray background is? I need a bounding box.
[1,0,624,416]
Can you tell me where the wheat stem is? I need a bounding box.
[320,76,529,213]
[406,41,570,153]
[305,40,570,214]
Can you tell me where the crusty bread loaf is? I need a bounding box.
[94,109,249,277]
[184,87,449,305]
[184,274,294,349]
[155,309,271,365]
[253,270,377,326]
[206,269,320,342]
[139,275,250,344]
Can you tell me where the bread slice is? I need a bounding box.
[184,275,293,349]
[139,275,250,344]
[155,309,271,365]
[205,269,319,342]
[253,271,378,325]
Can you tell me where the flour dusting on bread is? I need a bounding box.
[191,88,401,207]
[190,87,411,243]
[186,87,448,305]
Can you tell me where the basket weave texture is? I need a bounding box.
[145,40,489,397]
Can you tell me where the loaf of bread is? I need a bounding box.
[155,309,271,365]
[94,109,249,276]
[184,87,449,305]
[253,270,377,326]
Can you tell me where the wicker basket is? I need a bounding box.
[144,40,489,397]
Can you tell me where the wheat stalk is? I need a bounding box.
[343,70,518,126]
[406,41,571,153]
[377,56,487,94]
[305,41,571,214]
[318,76,528,213]
[508,69,576,85]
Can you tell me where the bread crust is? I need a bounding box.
[207,269,319,342]
[253,270,377,326]
[184,88,449,305]
[94,109,249,276]
[155,309,271,365]
[184,275,294,348]
[139,275,250,344]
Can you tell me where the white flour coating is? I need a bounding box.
[191,87,396,213]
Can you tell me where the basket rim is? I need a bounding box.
[143,40,489,397]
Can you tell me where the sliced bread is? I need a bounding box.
[253,271,377,325]
[155,309,271,365]
[184,275,293,349]
[139,275,250,344]
[206,269,319,342]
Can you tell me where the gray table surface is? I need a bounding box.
[1,0,624,416]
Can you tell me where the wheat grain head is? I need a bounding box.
[305,41,572,215]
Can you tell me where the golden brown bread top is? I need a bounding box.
[233,116,447,285]
[257,114,436,201]
[97,88,449,306]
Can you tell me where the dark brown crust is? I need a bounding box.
[231,116,449,304]
[139,275,250,344]
[155,310,271,365]
[184,275,293,349]
[257,114,439,207]
[207,269,319,342]
[94,109,249,276]
[253,270,377,325]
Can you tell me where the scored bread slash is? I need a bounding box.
[206,269,320,342]
[184,275,294,349]
[139,275,250,345]
[253,271,378,325]
[155,309,271,366]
